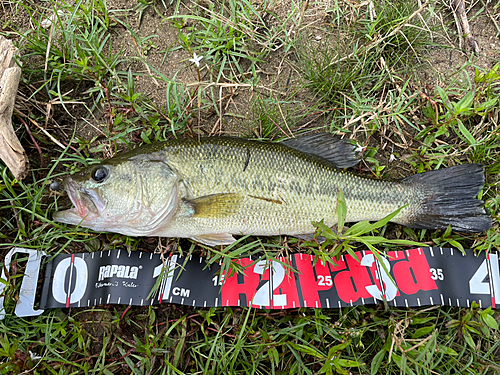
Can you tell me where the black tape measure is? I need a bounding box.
[1,247,499,319]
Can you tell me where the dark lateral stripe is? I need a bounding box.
[248,195,283,205]
[243,148,251,172]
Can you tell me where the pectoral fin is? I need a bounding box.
[191,233,236,246]
[187,193,243,218]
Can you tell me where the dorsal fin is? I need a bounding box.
[281,133,362,168]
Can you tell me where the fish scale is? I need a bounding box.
[154,138,415,237]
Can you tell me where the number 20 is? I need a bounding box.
[429,268,444,281]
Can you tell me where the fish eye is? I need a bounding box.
[91,166,108,183]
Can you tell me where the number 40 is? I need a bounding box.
[469,254,500,299]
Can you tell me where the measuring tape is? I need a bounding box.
[1,247,499,319]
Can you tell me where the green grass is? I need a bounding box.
[1,0,499,374]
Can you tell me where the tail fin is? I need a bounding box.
[402,164,491,233]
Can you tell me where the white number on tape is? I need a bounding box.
[361,254,397,301]
[318,275,333,286]
[52,257,88,304]
[430,268,444,281]
[469,254,500,301]
[253,261,287,307]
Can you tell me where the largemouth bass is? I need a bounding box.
[53,134,491,246]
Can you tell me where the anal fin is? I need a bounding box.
[191,233,236,246]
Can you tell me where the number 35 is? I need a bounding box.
[429,268,444,281]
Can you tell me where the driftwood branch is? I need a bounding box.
[0,36,27,180]
[453,0,479,53]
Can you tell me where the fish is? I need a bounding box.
[53,134,492,246]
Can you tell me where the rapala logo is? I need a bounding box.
[98,265,139,281]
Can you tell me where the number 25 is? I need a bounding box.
[318,275,333,286]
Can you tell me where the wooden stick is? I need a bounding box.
[453,0,479,53]
[0,36,27,180]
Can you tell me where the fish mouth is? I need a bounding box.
[53,178,106,224]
